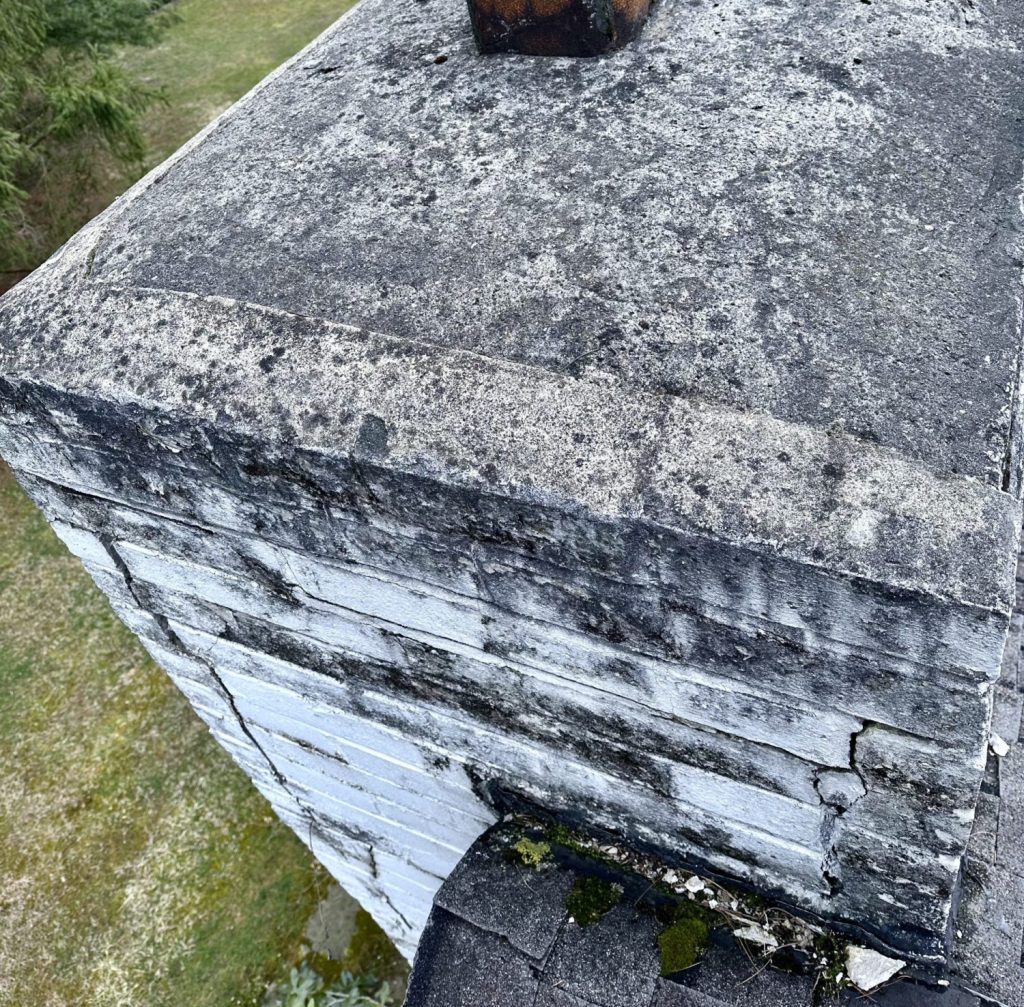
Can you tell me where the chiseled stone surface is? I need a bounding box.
[33,0,1024,492]
[0,0,1023,969]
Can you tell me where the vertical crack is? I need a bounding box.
[99,532,417,940]
[97,533,301,799]
[365,847,412,930]
[814,722,869,897]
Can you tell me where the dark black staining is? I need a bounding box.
[810,60,855,91]
[19,384,978,743]
[215,606,799,812]
[461,763,505,814]
[243,552,299,603]
[313,812,380,853]
[596,656,646,689]
[258,346,286,373]
[9,379,980,710]
[214,604,684,798]
[355,413,390,458]
[289,733,349,766]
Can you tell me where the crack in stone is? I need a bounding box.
[813,722,870,897]
[102,533,419,941]
[97,532,307,804]
[366,846,414,930]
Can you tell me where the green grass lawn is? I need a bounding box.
[1,0,351,287]
[0,465,328,1006]
[0,469,406,1007]
[0,1,409,1003]
[121,0,350,168]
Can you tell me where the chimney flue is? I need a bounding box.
[467,0,653,57]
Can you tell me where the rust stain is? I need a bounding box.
[531,0,573,19]
[613,0,649,23]
[468,0,654,57]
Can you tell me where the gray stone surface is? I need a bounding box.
[1,0,1023,969]
[30,0,1024,490]
[1,0,1023,622]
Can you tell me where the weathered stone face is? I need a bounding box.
[1,0,1022,968]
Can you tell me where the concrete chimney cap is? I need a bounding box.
[1,0,1023,619]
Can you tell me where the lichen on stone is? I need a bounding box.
[511,836,551,868]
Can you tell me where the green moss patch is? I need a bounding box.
[565,876,623,927]
[542,822,622,872]
[657,902,712,975]
[544,823,587,851]
[508,818,854,994]
[810,932,849,1003]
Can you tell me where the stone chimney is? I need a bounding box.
[1,0,1023,973]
